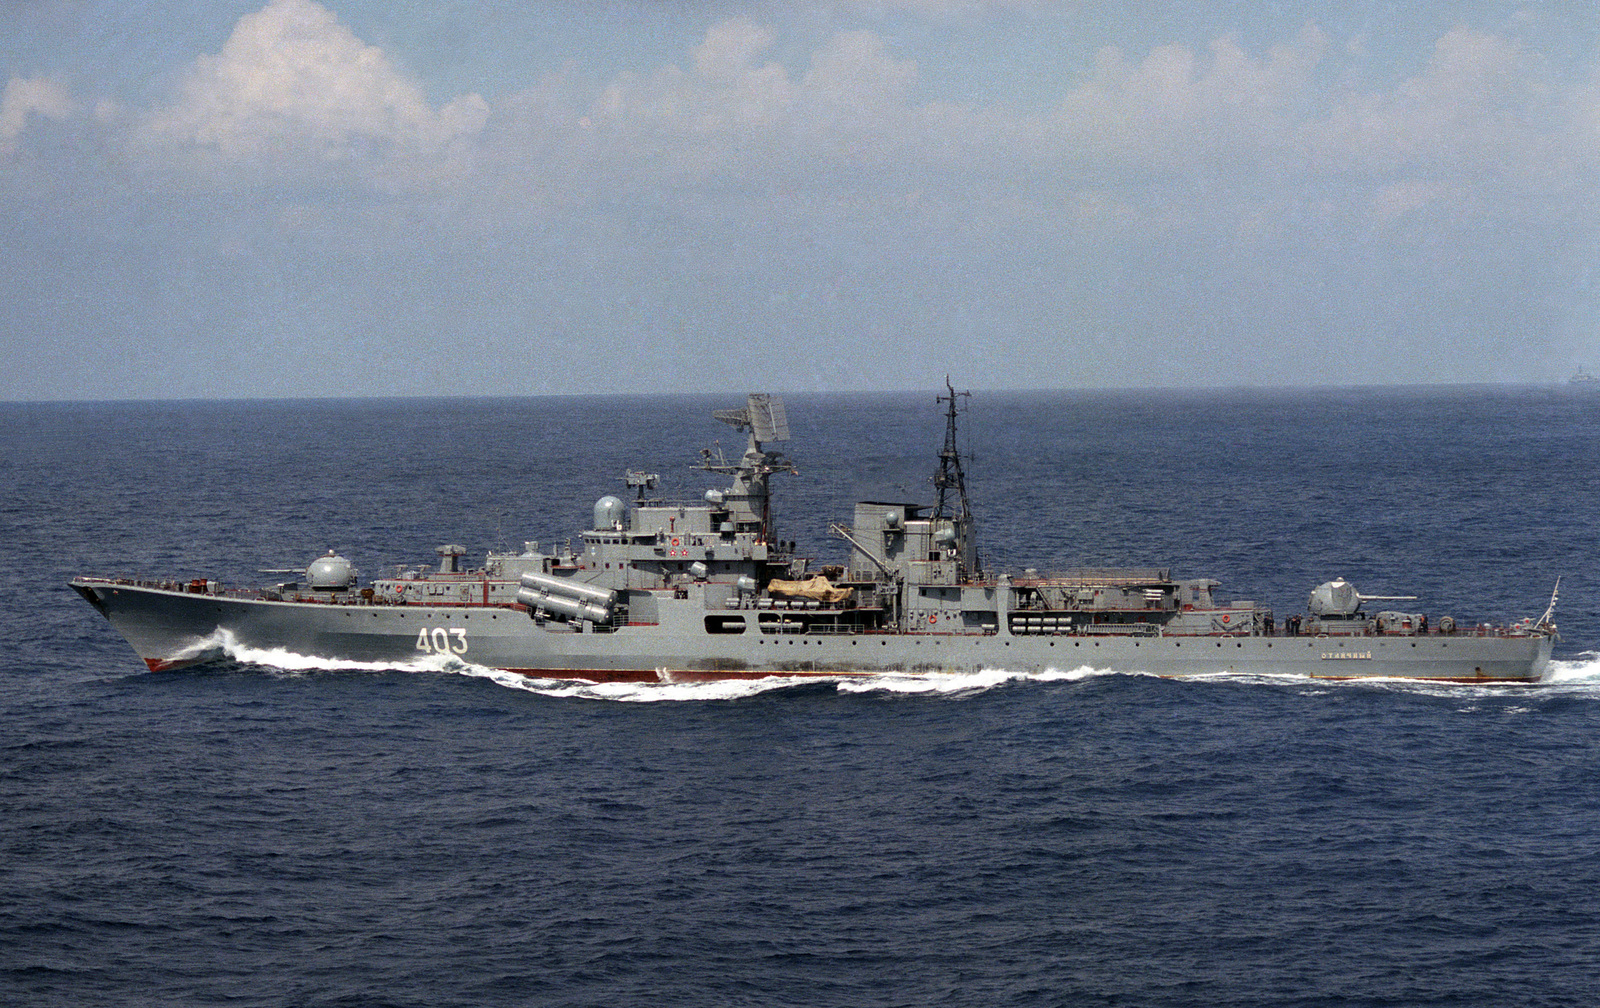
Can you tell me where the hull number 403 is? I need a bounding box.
[417,627,468,655]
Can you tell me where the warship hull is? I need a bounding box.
[71,580,1552,683]
[70,388,1559,685]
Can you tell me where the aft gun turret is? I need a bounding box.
[1308,577,1416,618]
[1306,577,1427,636]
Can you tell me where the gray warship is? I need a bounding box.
[72,386,1557,684]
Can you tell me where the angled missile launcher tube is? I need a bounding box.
[516,571,616,623]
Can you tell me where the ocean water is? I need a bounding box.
[4,385,1600,1007]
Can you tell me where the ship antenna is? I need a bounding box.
[933,376,979,577]
[1536,576,1560,631]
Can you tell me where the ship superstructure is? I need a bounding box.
[71,387,1557,683]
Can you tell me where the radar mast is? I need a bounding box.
[933,377,979,578]
[699,393,796,544]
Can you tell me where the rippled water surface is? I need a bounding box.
[5,386,1600,1007]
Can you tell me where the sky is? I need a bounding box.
[4,0,1600,400]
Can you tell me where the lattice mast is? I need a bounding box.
[933,377,979,577]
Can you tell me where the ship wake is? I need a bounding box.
[452,664,1120,702]
[1542,652,1600,685]
[168,628,474,676]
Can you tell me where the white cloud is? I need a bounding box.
[1558,42,1600,161]
[1055,26,1329,164]
[1,75,76,152]
[95,8,1593,224]
[800,30,918,113]
[693,17,778,84]
[548,17,1553,189]
[145,0,486,174]
[554,18,920,180]
[592,16,794,136]
[1305,28,1552,174]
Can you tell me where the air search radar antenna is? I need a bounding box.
[704,394,796,475]
[712,393,790,444]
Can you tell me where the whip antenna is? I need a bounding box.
[1536,577,1560,630]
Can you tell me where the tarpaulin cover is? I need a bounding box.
[766,576,852,603]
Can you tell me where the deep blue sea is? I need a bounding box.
[5,385,1600,1007]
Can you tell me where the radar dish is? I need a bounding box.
[711,393,790,442]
